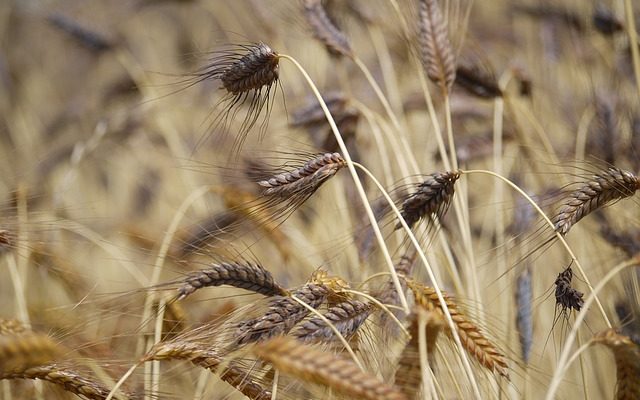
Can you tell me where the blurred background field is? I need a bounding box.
[0,1,639,399]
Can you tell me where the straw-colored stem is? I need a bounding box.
[280,54,410,313]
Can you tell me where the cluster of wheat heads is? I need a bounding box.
[1,0,640,399]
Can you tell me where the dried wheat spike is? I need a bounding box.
[1,364,127,400]
[553,167,639,235]
[0,319,27,336]
[303,0,353,57]
[216,43,279,95]
[258,153,347,198]
[253,336,407,400]
[593,329,640,400]
[0,333,62,373]
[515,266,533,364]
[396,171,461,230]
[554,266,584,313]
[146,342,271,400]
[407,280,510,378]
[395,308,444,399]
[293,299,372,343]
[418,0,456,90]
[235,283,329,346]
[177,261,287,300]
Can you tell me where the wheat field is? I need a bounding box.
[0,0,639,399]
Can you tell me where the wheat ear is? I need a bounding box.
[293,299,372,343]
[253,336,407,400]
[408,280,509,378]
[145,342,270,400]
[418,0,456,91]
[0,333,62,373]
[553,167,638,235]
[302,0,353,57]
[396,171,461,230]
[0,319,27,336]
[235,283,329,346]
[258,152,347,198]
[177,261,287,300]
[1,364,127,400]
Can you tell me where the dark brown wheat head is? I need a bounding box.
[177,260,288,300]
[554,265,584,313]
[396,170,461,230]
[258,152,347,198]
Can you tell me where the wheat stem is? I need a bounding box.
[105,363,139,400]
[142,185,212,400]
[280,54,410,313]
